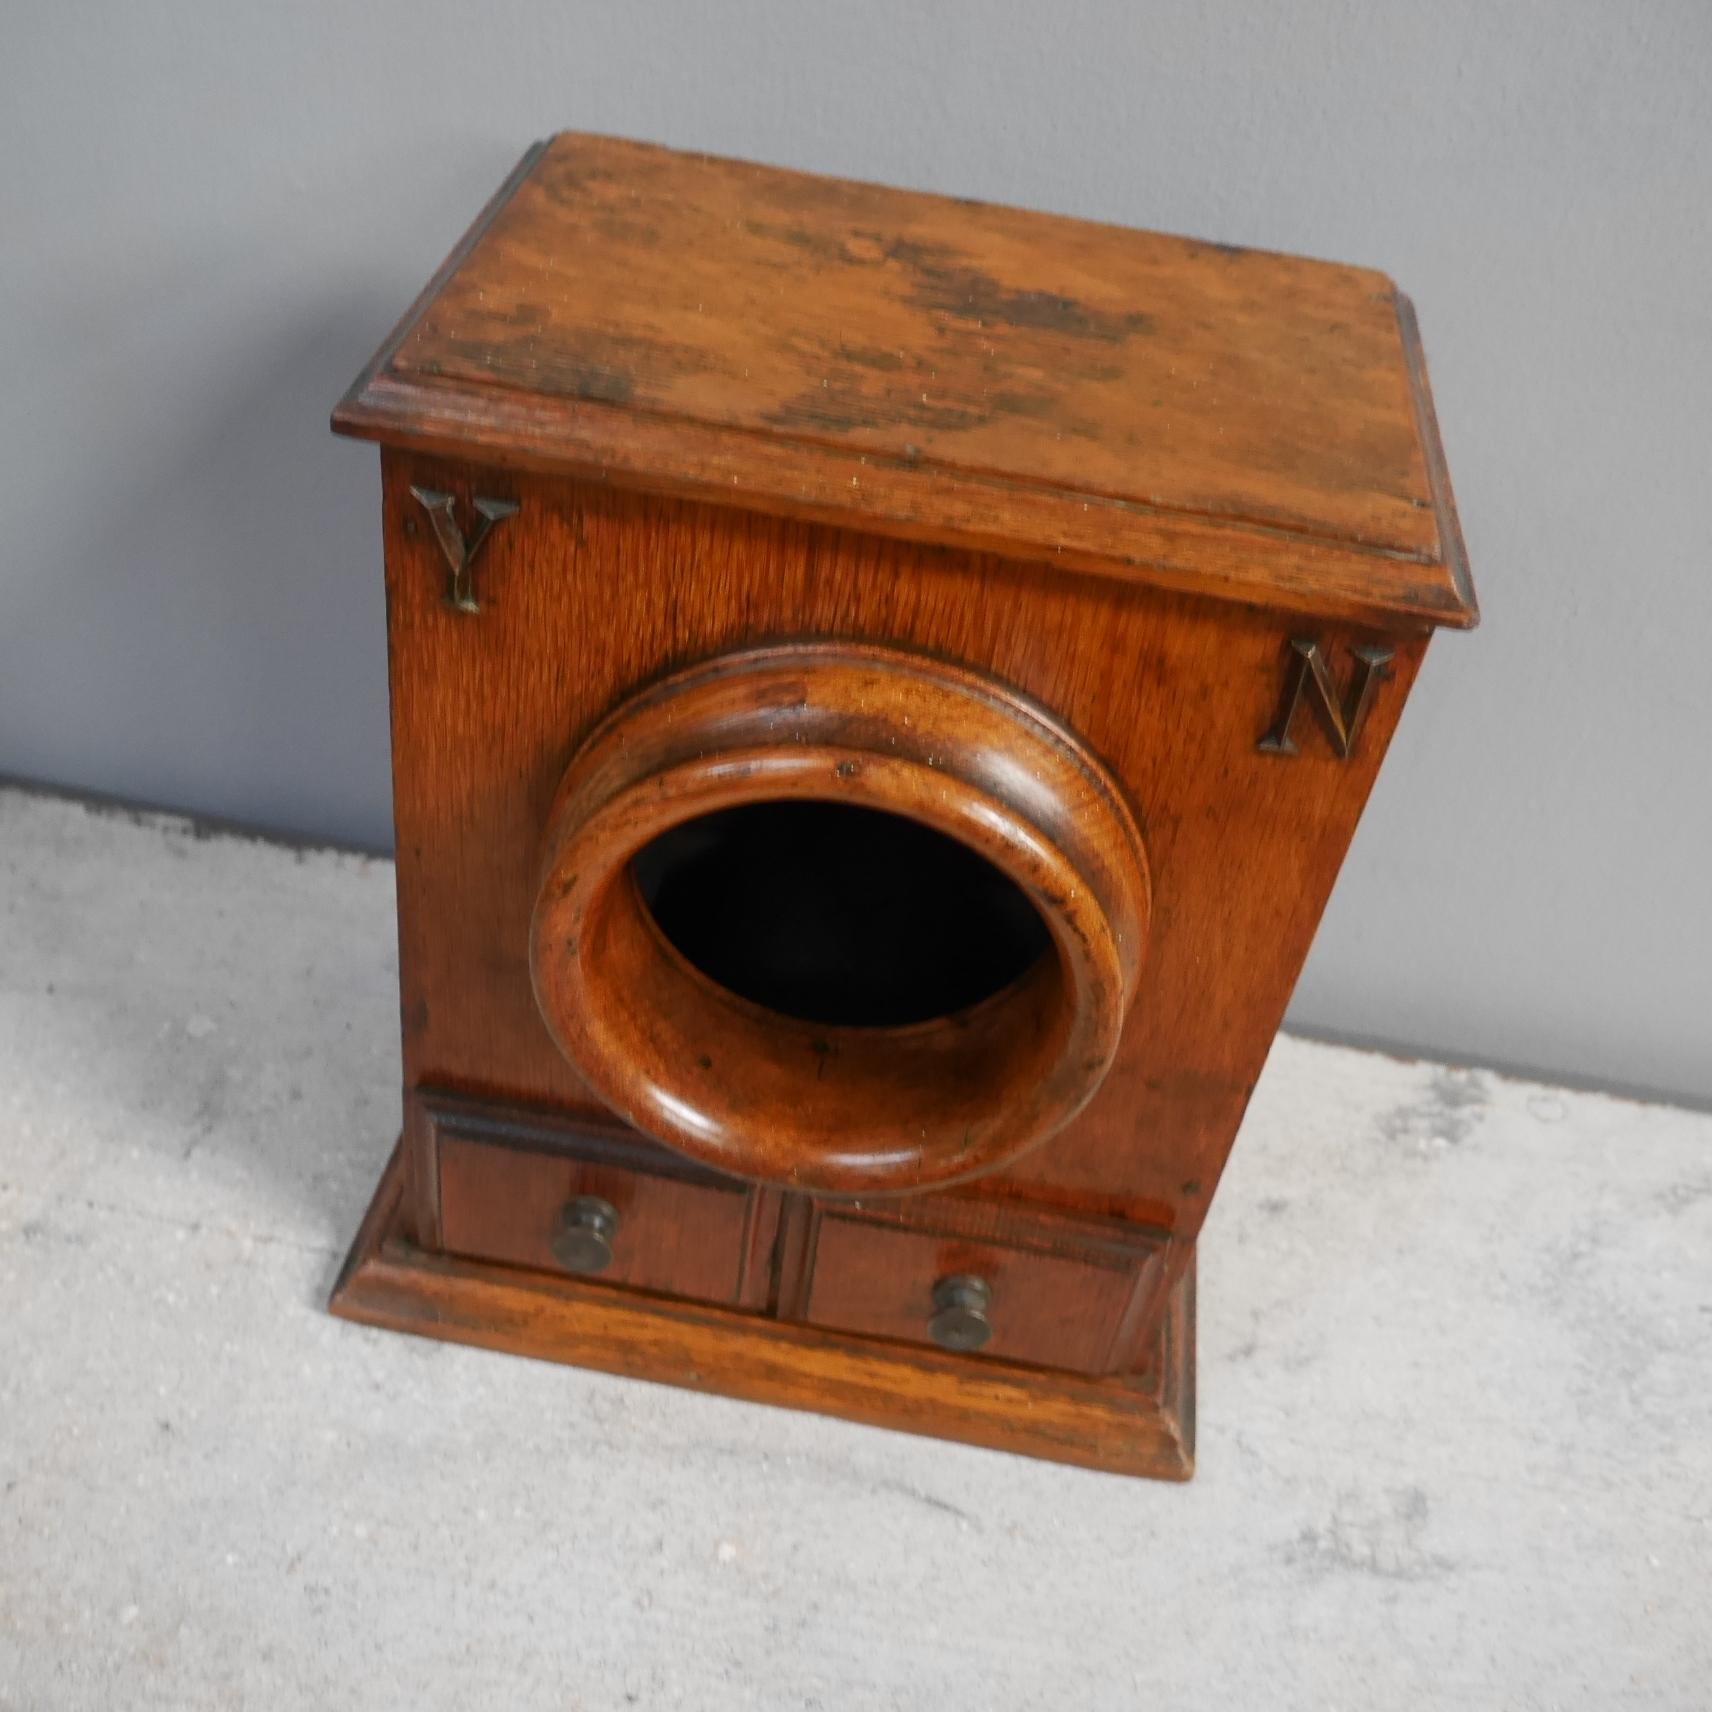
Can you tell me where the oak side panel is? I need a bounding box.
[381,454,1426,1244]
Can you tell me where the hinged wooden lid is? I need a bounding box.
[334,133,1475,631]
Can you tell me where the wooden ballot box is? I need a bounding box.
[329,133,1476,1478]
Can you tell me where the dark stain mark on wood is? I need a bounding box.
[742,222,1154,347]
[579,367,635,405]
[593,212,662,247]
[884,238,1155,343]
[432,326,714,410]
[538,162,618,207]
[834,343,910,373]
[918,272,1154,342]
[761,376,989,437]
[742,220,867,265]
[763,365,1115,444]
[989,389,1061,420]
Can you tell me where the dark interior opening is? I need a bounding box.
[630,800,1053,1027]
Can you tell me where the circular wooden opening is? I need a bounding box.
[530,643,1150,1195]
[630,800,1054,1028]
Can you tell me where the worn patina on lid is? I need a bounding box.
[335,133,1475,631]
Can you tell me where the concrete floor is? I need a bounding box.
[1,785,1707,1710]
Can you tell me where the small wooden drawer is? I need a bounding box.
[787,1201,1164,1376]
[431,1096,775,1308]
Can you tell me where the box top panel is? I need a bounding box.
[334,134,1475,630]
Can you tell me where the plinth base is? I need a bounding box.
[330,1142,1195,1480]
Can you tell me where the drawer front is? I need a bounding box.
[435,1116,769,1307]
[794,1206,1155,1376]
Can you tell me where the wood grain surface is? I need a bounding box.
[528,642,1151,1196]
[379,455,1427,1246]
[332,1142,1197,1480]
[330,135,1473,1476]
[335,133,1475,631]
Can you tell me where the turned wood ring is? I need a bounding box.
[529,642,1151,1195]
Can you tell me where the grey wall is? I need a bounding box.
[4,2,1709,1102]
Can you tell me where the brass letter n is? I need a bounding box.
[410,486,519,614]
[1257,638,1393,760]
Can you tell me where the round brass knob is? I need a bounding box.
[928,1274,993,1352]
[551,1196,619,1275]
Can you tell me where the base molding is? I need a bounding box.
[330,1142,1195,1480]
